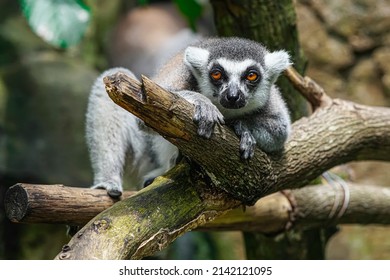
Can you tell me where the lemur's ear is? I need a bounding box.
[184,46,210,79]
[264,50,291,82]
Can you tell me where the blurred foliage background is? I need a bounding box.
[0,0,389,259]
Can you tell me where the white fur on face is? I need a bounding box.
[206,58,269,118]
[184,46,210,80]
[184,50,289,119]
[214,58,260,79]
[217,58,260,100]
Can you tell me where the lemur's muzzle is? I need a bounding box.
[220,86,246,109]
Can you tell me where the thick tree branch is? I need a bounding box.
[6,183,390,233]
[51,69,390,259]
[207,182,390,231]
[53,162,239,260]
[4,184,135,226]
[105,71,390,204]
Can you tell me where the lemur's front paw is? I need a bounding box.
[239,131,257,160]
[233,121,256,160]
[193,100,224,138]
[91,180,122,198]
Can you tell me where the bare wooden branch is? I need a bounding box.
[50,71,390,259]
[208,183,390,231]
[105,72,390,204]
[284,66,332,110]
[53,162,240,260]
[4,183,135,226]
[8,68,381,259]
[6,182,390,234]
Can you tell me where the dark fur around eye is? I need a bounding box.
[209,65,226,85]
[243,68,261,85]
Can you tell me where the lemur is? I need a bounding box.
[86,37,291,197]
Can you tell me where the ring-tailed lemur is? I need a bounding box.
[86,37,291,197]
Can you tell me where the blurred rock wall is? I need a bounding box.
[297,0,390,106]
[296,0,390,259]
[296,0,390,186]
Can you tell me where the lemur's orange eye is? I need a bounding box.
[210,71,222,81]
[246,72,258,82]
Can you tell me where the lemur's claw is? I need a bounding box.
[193,100,224,138]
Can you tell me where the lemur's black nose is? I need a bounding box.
[220,87,245,109]
[227,92,239,102]
[227,86,242,102]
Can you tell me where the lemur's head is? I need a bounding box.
[184,37,291,114]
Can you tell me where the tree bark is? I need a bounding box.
[6,183,390,232]
[54,162,239,260]
[4,184,136,226]
[106,73,390,203]
[48,71,390,259]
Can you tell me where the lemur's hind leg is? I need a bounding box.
[86,68,139,197]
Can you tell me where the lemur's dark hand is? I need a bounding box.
[193,99,225,139]
[233,121,257,160]
[239,131,257,159]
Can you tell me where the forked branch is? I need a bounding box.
[48,69,390,259]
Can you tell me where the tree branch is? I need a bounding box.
[52,69,390,259]
[6,183,390,233]
[53,162,239,260]
[105,71,390,204]
[4,184,136,226]
[284,66,332,110]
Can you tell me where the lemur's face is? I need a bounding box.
[207,58,262,109]
[184,41,290,116]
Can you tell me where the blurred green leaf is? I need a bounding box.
[173,0,203,31]
[20,0,91,48]
[137,0,149,5]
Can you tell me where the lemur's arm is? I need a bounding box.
[174,90,225,138]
